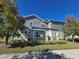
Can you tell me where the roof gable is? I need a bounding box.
[24,14,45,23]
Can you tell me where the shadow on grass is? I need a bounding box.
[11,49,73,59]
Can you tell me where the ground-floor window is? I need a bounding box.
[36,32,40,37]
[35,31,45,38]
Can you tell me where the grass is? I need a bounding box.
[0,40,5,44]
[0,42,79,54]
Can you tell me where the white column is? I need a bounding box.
[56,32,59,40]
[49,30,53,41]
[32,30,35,41]
[45,30,52,41]
[45,30,48,41]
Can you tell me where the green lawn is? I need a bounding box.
[0,42,79,54]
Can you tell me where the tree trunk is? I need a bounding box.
[5,35,9,45]
[72,35,74,42]
[64,35,67,40]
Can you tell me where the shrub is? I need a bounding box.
[10,40,36,48]
[27,41,44,46]
[32,40,67,45]
[74,39,79,42]
[44,40,67,44]
[56,40,67,44]
[9,40,67,48]
[45,40,56,44]
[26,41,35,46]
[10,40,27,48]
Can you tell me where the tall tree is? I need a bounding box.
[62,16,79,42]
[0,0,20,45]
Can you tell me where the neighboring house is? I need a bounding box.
[23,14,64,41]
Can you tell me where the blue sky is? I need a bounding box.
[16,0,79,22]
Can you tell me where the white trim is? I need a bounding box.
[23,14,45,23]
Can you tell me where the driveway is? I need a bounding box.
[0,49,79,59]
[53,49,79,59]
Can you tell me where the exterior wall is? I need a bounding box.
[52,23,63,29]
[48,22,52,28]
[45,30,52,41]
[47,21,63,29]
[45,21,64,41]
[24,18,47,28]
[54,30,64,40]
[45,30,64,41]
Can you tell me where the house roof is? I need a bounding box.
[23,14,45,23]
[24,14,43,20]
[44,20,65,24]
[24,15,37,20]
[24,14,65,25]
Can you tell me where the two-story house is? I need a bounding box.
[23,14,64,41]
[44,20,64,40]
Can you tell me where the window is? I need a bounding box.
[36,32,40,37]
[29,32,31,34]
[25,31,27,34]
[30,22,32,26]
[42,24,44,28]
[42,24,46,28]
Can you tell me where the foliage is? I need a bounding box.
[42,40,67,44]
[74,39,79,42]
[0,0,25,45]
[62,16,79,41]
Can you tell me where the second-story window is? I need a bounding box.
[42,24,44,28]
[30,22,32,26]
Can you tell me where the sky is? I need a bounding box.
[16,0,79,22]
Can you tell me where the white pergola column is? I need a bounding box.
[32,30,35,41]
[45,30,53,41]
[45,30,49,41]
[49,30,53,41]
[56,32,59,40]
